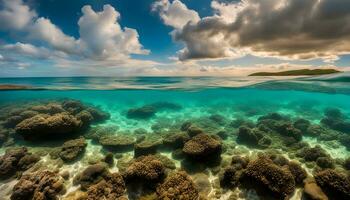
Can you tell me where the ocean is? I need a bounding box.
[0,73,350,199]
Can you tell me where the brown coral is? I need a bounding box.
[156,171,199,200]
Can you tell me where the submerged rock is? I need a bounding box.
[86,173,125,200]
[293,118,311,132]
[6,100,109,141]
[344,157,350,170]
[314,169,350,199]
[74,163,109,190]
[127,105,156,119]
[134,138,162,157]
[162,132,190,149]
[209,114,227,125]
[240,156,296,199]
[296,145,329,162]
[182,133,222,161]
[303,178,329,200]
[287,161,307,185]
[186,125,204,137]
[0,147,39,180]
[321,108,350,133]
[156,171,199,200]
[59,137,87,162]
[11,170,65,200]
[15,113,83,140]
[85,125,118,142]
[99,135,135,152]
[236,126,271,148]
[220,165,243,189]
[73,163,125,199]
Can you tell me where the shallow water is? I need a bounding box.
[1,74,350,199]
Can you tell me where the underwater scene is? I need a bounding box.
[1,74,350,200]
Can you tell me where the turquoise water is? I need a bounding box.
[1,74,350,199]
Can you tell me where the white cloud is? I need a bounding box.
[0,0,37,31]
[1,42,64,59]
[0,0,149,68]
[77,5,149,60]
[152,0,200,29]
[211,0,245,23]
[29,18,78,54]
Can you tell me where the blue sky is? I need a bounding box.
[0,0,349,77]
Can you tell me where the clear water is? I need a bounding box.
[1,73,350,199]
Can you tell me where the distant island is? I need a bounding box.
[249,69,341,76]
[0,84,30,90]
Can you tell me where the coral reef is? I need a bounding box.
[8,100,109,140]
[240,156,296,199]
[59,137,87,162]
[127,106,156,119]
[0,147,39,180]
[124,155,165,183]
[99,135,135,152]
[11,170,65,200]
[182,133,222,161]
[314,169,350,199]
[156,171,199,200]
[134,138,162,157]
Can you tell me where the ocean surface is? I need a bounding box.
[0,73,350,199]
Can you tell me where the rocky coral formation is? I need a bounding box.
[134,138,162,157]
[236,126,271,148]
[303,178,329,200]
[240,156,296,199]
[15,113,83,139]
[162,131,190,149]
[124,155,165,183]
[73,163,125,199]
[182,133,222,161]
[1,100,110,140]
[59,137,87,162]
[156,171,199,200]
[296,145,333,168]
[0,147,39,180]
[86,173,126,200]
[85,125,118,142]
[321,108,350,133]
[127,102,181,120]
[314,169,350,199]
[287,161,307,185]
[186,125,204,137]
[99,135,135,152]
[74,163,109,190]
[220,156,249,188]
[127,105,156,119]
[11,170,65,200]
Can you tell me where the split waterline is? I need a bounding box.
[0,75,350,199]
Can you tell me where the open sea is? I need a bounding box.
[0,73,350,200]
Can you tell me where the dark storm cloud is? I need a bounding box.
[171,0,350,61]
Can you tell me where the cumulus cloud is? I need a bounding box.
[0,0,37,31]
[0,0,149,67]
[77,5,149,60]
[29,18,78,54]
[1,42,66,59]
[156,0,350,62]
[152,0,200,29]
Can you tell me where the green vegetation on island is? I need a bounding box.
[249,69,341,76]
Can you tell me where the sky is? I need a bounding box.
[0,0,349,77]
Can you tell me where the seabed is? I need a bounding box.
[0,76,350,200]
